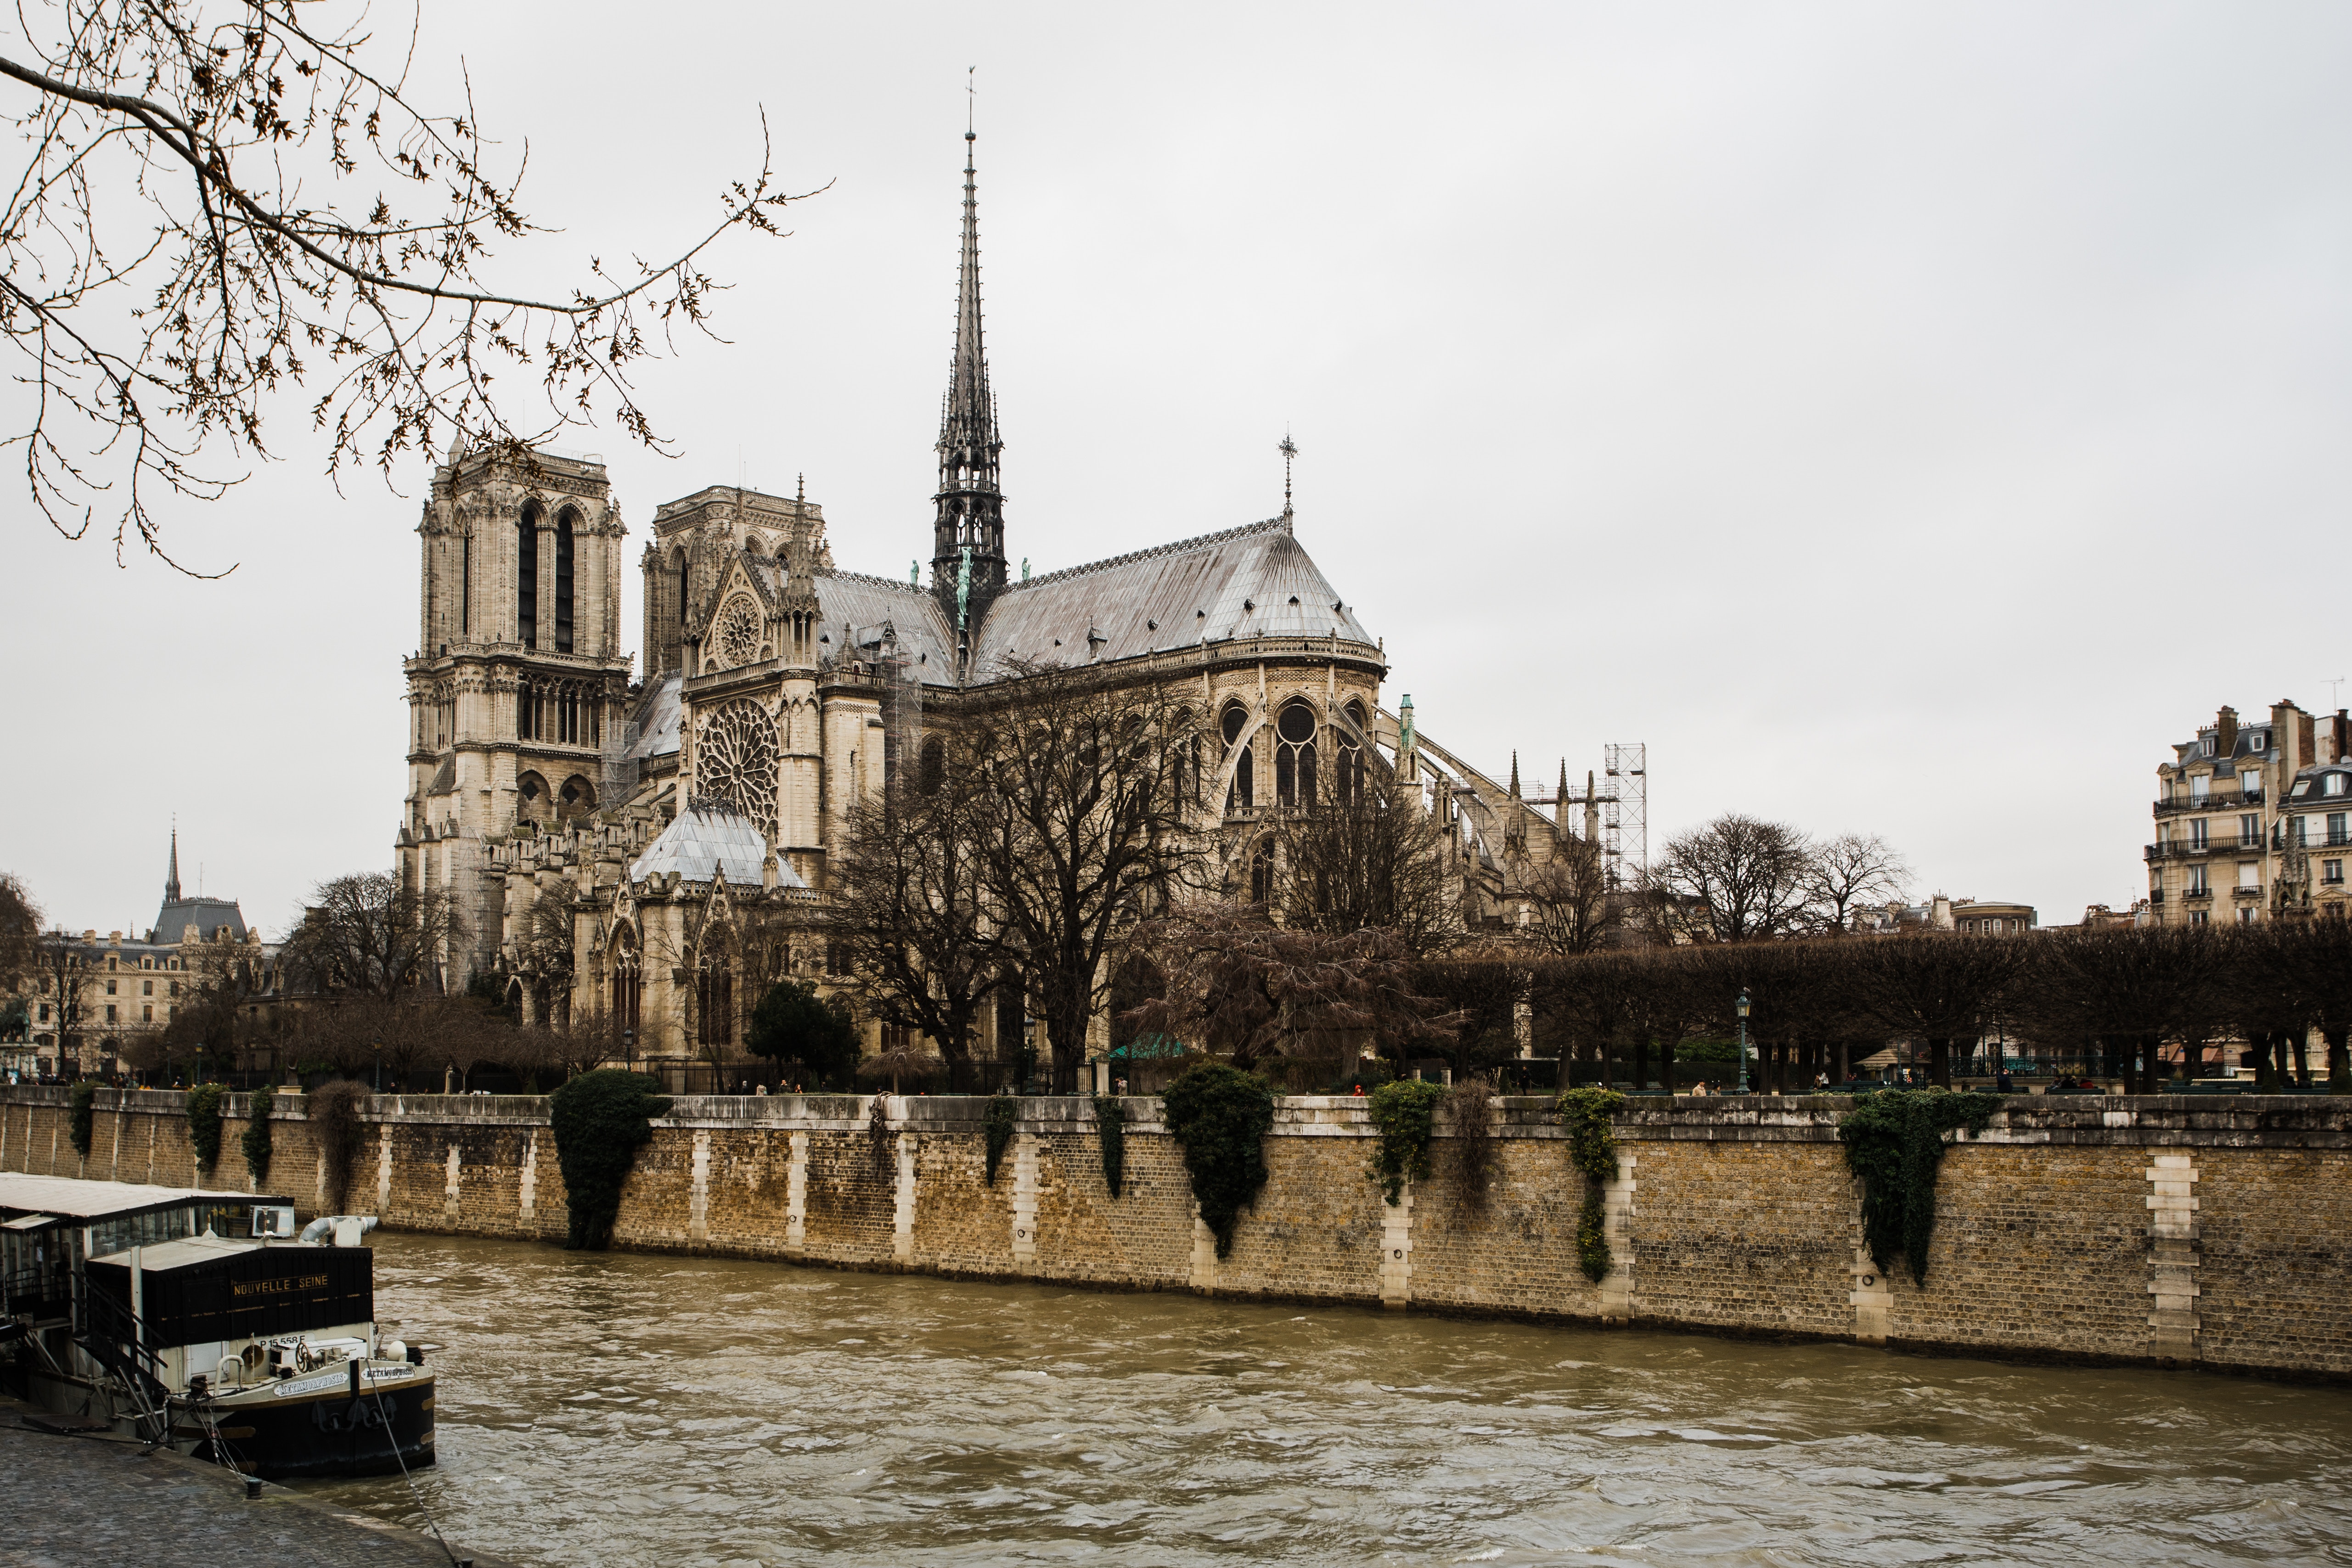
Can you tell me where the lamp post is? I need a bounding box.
[622,1028,635,1073]
[372,1044,382,1093]
[1735,990,1751,1096]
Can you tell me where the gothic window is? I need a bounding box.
[919,736,945,795]
[1275,701,1317,808]
[460,533,472,635]
[674,550,690,632]
[558,776,596,821]
[555,509,577,652]
[610,930,641,1032]
[1250,838,1273,905]
[1222,702,1252,811]
[693,699,780,840]
[697,959,734,1047]
[518,504,540,647]
[718,596,762,667]
[1337,701,1365,807]
[516,771,549,826]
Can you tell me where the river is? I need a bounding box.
[306,1231,2352,1566]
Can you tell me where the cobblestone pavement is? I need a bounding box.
[0,1403,509,1568]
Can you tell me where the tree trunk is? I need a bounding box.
[1834,1038,1851,1085]
[2296,1027,2314,1092]
[1928,1037,1952,1089]
[2327,1024,2351,1094]
[1660,1035,1677,1096]
[1632,1031,1651,1093]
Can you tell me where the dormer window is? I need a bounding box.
[2329,774,2349,798]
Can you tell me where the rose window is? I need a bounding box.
[718,597,762,666]
[693,699,777,839]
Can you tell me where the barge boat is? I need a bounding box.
[0,1173,433,1479]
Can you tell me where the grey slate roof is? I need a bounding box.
[151,898,246,945]
[624,675,681,760]
[628,802,802,887]
[812,572,958,683]
[969,516,1372,677]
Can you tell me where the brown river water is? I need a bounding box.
[305,1231,2352,1567]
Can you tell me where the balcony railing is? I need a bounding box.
[2147,838,2265,860]
[2154,789,2261,817]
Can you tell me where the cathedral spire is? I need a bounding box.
[934,106,1007,632]
[164,824,182,905]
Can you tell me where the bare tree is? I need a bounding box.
[1276,770,1463,955]
[1650,815,1815,943]
[2014,924,2231,1094]
[0,873,40,991]
[1509,834,1618,956]
[1121,902,1457,1083]
[30,932,95,1073]
[965,662,1210,1093]
[825,750,1003,1091]
[1848,932,2031,1089]
[1,0,812,565]
[1806,833,1911,933]
[282,871,456,998]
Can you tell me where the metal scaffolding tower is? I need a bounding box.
[1604,742,1647,888]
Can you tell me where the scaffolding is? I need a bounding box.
[1541,742,1649,889]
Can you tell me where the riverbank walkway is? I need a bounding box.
[0,1397,514,1567]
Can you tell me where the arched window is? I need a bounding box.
[517,503,540,647]
[1276,702,1317,808]
[1249,838,1273,905]
[919,736,945,795]
[558,775,596,821]
[554,509,577,652]
[610,929,641,1033]
[697,956,734,1047]
[1338,701,1366,807]
[516,771,550,825]
[1222,703,1252,811]
[675,549,690,631]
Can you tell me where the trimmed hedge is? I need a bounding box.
[549,1070,672,1250]
[1161,1063,1274,1258]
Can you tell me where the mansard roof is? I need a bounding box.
[151,898,248,945]
[968,515,1373,676]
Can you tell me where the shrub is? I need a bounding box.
[984,1094,1016,1184]
[68,1081,97,1160]
[1366,1078,1444,1205]
[1161,1062,1275,1258]
[1094,1095,1127,1198]
[1838,1088,1999,1287]
[1557,1087,1623,1283]
[548,1070,672,1250]
[747,980,861,1089]
[242,1090,276,1187]
[310,1080,371,1213]
[185,1082,227,1171]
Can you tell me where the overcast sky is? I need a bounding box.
[6,2,2350,939]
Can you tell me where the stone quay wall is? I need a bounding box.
[4,1085,2348,1380]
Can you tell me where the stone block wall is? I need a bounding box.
[6,1085,2351,1380]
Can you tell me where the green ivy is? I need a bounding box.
[242,1090,276,1187]
[1838,1088,2000,1287]
[1094,1096,1127,1198]
[185,1082,227,1171]
[1366,1079,1445,1205]
[1557,1087,1623,1283]
[549,1070,673,1251]
[985,1094,1017,1185]
[309,1081,370,1214]
[68,1081,97,1160]
[1161,1062,1275,1258]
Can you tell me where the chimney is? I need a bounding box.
[2335,709,2349,764]
[2215,705,2239,759]
[2271,699,2308,777]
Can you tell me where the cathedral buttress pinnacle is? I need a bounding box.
[934,125,1007,635]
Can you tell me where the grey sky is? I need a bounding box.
[6,2,2348,939]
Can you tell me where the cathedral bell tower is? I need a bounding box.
[932,127,1008,646]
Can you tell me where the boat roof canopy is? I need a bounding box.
[0,1173,286,1225]
[90,1233,258,1272]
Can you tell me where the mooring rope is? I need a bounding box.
[373,1369,462,1567]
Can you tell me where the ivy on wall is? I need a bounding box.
[1837,1088,2000,1287]
[985,1094,1017,1185]
[1557,1087,1623,1283]
[1161,1063,1275,1257]
[242,1089,276,1187]
[310,1080,371,1214]
[548,1070,673,1250]
[1094,1096,1127,1198]
[1366,1079,1444,1205]
[185,1082,226,1171]
[67,1081,96,1159]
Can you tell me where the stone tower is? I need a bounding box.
[399,444,633,988]
[931,127,1008,648]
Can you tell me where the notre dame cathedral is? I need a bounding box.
[395,129,1592,1072]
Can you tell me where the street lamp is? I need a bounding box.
[1735,990,1751,1095]
[371,1044,382,1093]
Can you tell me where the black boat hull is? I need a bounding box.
[182,1371,435,1480]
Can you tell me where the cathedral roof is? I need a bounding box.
[621,676,681,760]
[627,801,797,888]
[811,571,958,683]
[150,898,247,945]
[968,516,1374,676]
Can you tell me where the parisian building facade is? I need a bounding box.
[2147,701,2352,926]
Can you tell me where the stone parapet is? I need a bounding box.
[5,1087,2349,1380]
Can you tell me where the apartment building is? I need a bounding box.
[2147,701,2352,925]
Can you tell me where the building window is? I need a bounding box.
[881,1022,913,1052]
[517,504,540,648]
[1274,701,1317,808]
[2330,813,2347,847]
[2329,773,2349,797]
[2188,819,2208,851]
[2238,861,2260,888]
[1250,838,1273,905]
[105,979,117,995]
[2191,774,2211,801]
[2325,860,2344,886]
[554,510,576,653]
[2240,814,2260,847]
[169,981,179,997]
[2251,733,2266,750]
[141,979,152,996]
[2293,816,2310,847]
[2238,907,2257,924]
[2188,865,2208,894]
[2189,910,2210,926]
[106,1005,117,1022]
[142,1005,152,1021]
[695,963,733,1047]
[37,1004,48,1023]
[1222,703,1252,811]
